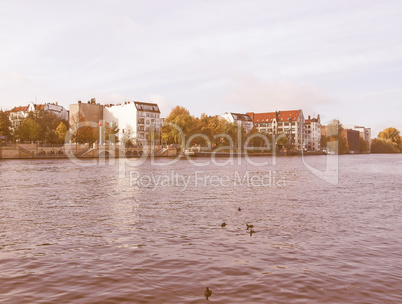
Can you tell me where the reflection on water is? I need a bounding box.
[0,154,401,303]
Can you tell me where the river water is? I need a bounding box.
[0,154,401,303]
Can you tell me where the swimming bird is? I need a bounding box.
[221,222,226,228]
[246,223,253,230]
[250,229,256,236]
[238,207,241,211]
[204,287,212,300]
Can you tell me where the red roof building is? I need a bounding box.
[246,110,305,151]
[8,101,68,129]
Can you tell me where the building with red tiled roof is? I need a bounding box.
[8,101,68,129]
[246,110,305,151]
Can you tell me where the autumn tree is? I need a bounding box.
[199,114,227,147]
[371,138,399,153]
[105,122,119,143]
[371,127,401,153]
[359,137,369,153]
[378,127,401,148]
[162,106,194,146]
[246,126,270,150]
[35,110,68,144]
[162,107,254,151]
[55,122,68,144]
[72,126,97,145]
[220,120,246,150]
[0,110,13,141]
[16,118,42,142]
[323,119,348,154]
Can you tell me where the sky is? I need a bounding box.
[1,0,401,137]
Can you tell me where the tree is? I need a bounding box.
[359,137,369,153]
[246,127,270,149]
[372,127,402,153]
[105,122,119,143]
[162,106,194,146]
[220,120,246,150]
[121,125,134,146]
[378,127,401,147]
[55,122,68,144]
[276,133,288,149]
[323,119,348,154]
[72,126,97,145]
[161,107,252,151]
[371,138,400,153]
[17,118,42,142]
[35,110,68,144]
[0,110,13,141]
[199,114,225,145]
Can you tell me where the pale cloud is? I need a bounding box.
[1,71,30,85]
[223,75,336,115]
[0,0,401,137]
[148,94,173,117]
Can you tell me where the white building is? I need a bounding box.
[41,102,69,121]
[344,125,371,152]
[221,112,254,133]
[9,102,68,129]
[103,101,161,145]
[304,115,321,151]
[247,110,305,151]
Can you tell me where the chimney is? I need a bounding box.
[308,115,310,120]
[78,100,81,104]
[55,102,58,105]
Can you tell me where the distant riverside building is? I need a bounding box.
[344,125,371,152]
[8,101,68,129]
[104,101,161,145]
[221,112,253,133]
[304,115,321,151]
[343,129,360,153]
[247,110,305,151]
[69,100,104,134]
[69,99,161,145]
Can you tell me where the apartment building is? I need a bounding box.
[246,110,305,151]
[221,112,254,133]
[305,115,321,151]
[9,101,68,129]
[104,101,161,145]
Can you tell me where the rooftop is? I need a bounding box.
[246,110,302,123]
